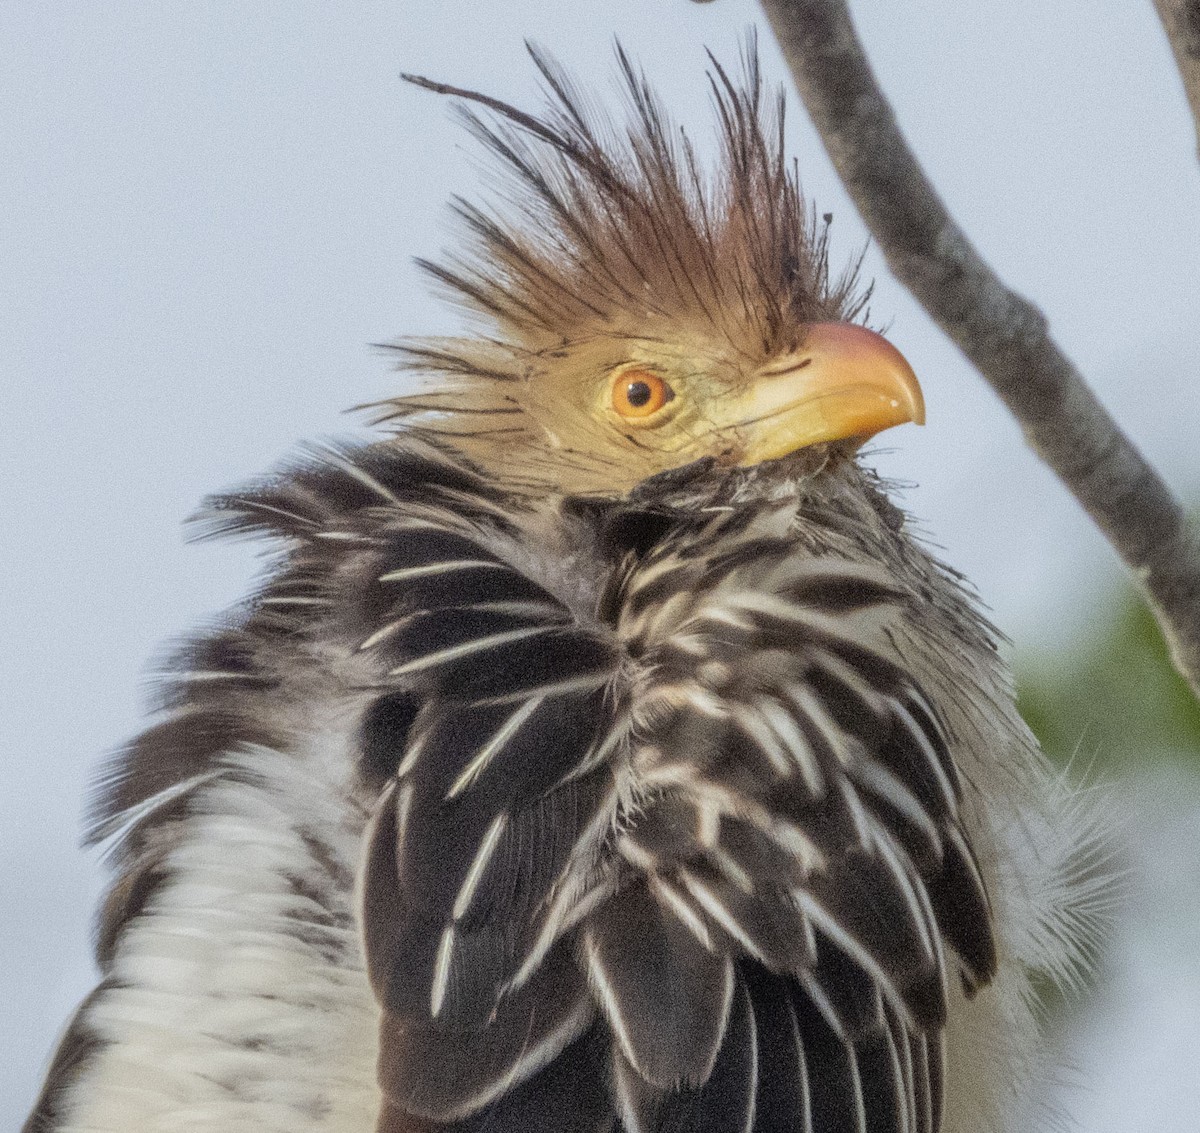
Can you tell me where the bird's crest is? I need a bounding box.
[374,40,871,487]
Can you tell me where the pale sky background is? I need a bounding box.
[4,2,1200,1129]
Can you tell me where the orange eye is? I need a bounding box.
[611,370,674,419]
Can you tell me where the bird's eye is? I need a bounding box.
[611,370,674,419]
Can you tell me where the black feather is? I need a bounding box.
[584,882,734,1089]
[805,845,944,1025]
[376,942,593,1122]
[926,826,997,991]
[745,965,812,1133]
[855,1027,907,1133]
[794,986,866,1133]
[359,691,421,783]
[444,1024,613,1133]
[432,627,619,702]
[616,974,757,1133]
[802,932,886,1041]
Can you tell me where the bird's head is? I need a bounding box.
[377,43,923,496]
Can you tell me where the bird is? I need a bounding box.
[25,41,1105,1133]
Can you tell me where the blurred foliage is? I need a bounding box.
[1016,588,1200,1023]
[1017,588,1200,774]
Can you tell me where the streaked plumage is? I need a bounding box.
[26,42,1105,1133]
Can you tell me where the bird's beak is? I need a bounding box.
[722,323,925,466]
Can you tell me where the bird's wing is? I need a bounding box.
[353,473,998,1133]
[352,502,624,1128]
[355,517,622,1121]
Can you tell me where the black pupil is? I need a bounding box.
[626,380,653,407]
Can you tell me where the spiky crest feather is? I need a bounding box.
[375,39,870,464]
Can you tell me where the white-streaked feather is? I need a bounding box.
[386,623,553,677]
[445,696,544,799]
[452,813,509,920]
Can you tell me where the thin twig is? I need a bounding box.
[1153,0,1200,160]
[757,0,1200,697]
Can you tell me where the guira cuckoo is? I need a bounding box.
[25,44,1103,1133]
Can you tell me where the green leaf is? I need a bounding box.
[1017,590,1200,774]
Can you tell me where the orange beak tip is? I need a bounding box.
[723,322,927,465]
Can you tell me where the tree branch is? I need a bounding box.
[1153,0,1200,160]
[758,0,1200,697]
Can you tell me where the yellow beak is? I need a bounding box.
[722,323,925,466]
